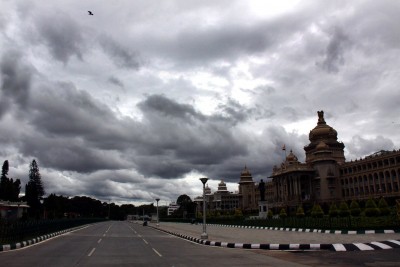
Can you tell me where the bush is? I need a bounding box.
[378,198,391,216]
[329,203,338,217]
[311,204,324,218]
[234,209,243,218]
[279,208,287,218]
[365,198,380,217]
[296,205,305,218]
[350,200,361,216]
[339,201,350,217]
[267,209,273,219]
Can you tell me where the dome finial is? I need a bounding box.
[317,110,325,125]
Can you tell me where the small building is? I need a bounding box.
[167,202,180,216]
[0,201,29,219]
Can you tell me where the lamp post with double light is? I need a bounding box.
[199,177,209,239]
[155,198,160,226]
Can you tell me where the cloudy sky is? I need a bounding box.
[1,0,399,205]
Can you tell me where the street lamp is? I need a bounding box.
[155,198,160,226]
[200,177,209,239]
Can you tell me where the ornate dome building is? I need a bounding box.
[267,110,400,212]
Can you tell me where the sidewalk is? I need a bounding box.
[147,222,400,251]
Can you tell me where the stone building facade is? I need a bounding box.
[268,111,400,210]
[195,110,400,214]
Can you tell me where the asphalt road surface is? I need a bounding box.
[1,221,399,266]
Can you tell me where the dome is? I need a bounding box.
[239,165,254,183]
[316,141,329,150]
[309,110,338,142]
[286,150,298,162]
[205,184,211,195]
[217,180,228,192]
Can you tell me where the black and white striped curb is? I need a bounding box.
[150,226,400,252]
[205,223,400,235]
[0,225,89,252]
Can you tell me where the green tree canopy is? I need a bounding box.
[311,203,324,218]
[329,202,338,217]
[378,198,391,216]
[25,159,45,218]
[339,201,350,217]
[0,160,21,201]
[365,198,380,217]
[350,200,361,216]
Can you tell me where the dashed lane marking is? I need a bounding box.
[152,248,162,257]
[88,248,96,257]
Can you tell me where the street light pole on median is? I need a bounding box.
[155,198,160,227]
[200,177,209,240]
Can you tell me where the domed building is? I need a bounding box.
[267,110,400,212]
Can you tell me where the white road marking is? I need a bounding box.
[142,239,148,244]
[88,248,96,257]
[98,239,102,243]
[152,248,162,257]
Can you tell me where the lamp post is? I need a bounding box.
[155,198,160,226]
[200,177,209,239]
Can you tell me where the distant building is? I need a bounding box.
[0,201,29,219]
[167,202,180,216]
[194,180,242,214]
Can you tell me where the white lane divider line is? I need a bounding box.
[88,248,96,257]
[98,239,102,244]
[152,248,162,257]
[142,239,148,244]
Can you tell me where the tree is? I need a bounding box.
[267,209,273,219]
[175,194,196,218]
[0,160,9,200]
[365,198,380,217]
[311,203,324,218]
[350,200,361,216]
[378,198,391,216]
[338,201,350,217]
[296,205,305,218]
[0,160,21,201]
[328,202,338,217]
[25,159,45,218]
[279,207,287,218]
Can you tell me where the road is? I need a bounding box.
[0,221,399,266]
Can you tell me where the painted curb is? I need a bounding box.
[149,225,400,252]
[0,225,89,252]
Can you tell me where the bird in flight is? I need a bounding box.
[88,11,93,15]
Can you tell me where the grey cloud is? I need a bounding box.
[99,35,142,69]
[0,50,35,119]
[346,135,395,160]
[138,94,203,121]
[317,27,350,73]
[33,12,85,63]
[108,76,124,88]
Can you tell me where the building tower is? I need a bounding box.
[304,110,345,202]
[238,166,257,211]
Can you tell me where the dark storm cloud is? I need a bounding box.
[134,94,249,178]
[138,94,202,121]
[147,14,310,67]
[99,35,142,69]
[318,27,350,73]
[0,51,33,114]
[32,12,86,63]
